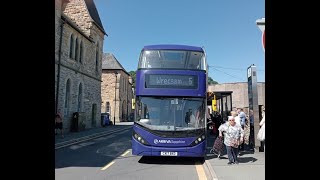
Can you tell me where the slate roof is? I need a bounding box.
[102,53,126,71]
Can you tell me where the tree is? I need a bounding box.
[208,76,218,85]
[129,71,136,88]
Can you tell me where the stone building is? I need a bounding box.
[55,0,106,132]
[101,53,134,123]
[208,82,265,111]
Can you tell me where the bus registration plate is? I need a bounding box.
[160,152,178,156]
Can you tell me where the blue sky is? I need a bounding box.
[94,0,265,83]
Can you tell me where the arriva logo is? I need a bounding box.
[153,139,185,144]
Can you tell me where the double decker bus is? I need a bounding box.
[132,44,208,158]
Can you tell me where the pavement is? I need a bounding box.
[205,133,265,180]
[55,122,265,180]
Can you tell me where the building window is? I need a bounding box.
[78,83,82,112]
[80,41,83,63]
[95,43,99,72]
[121,77,124,93]
[69,34,74,58]
[106,102,110,113]
[122,77,124,93]
[64,79,71,116]
[75,37,79,61]
[125,78,127,93]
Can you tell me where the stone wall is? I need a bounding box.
[101,70,133,122]
[118,71,134,121]
[55,0,63,101]
[56,22,103,131]
[60,24,102,79]
[101,70,117,116]
[56,67,101,131]
[63,0,91,36]
[55,0,104,132]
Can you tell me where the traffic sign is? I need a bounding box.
[262,30,265,51]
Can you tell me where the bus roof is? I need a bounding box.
[142,44,204,52]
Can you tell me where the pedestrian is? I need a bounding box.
[218,115,244,165]
[230,111,246,156]
[257,108,265,150]
[213,111,222,130]
[104,113,110,126]
[249,109,255,150]
[242,108,251,151]
[237,108,247,151]
[237,108,246,129]
[55,111,64,138]
[211,135,224,159]
[231,111,240,126]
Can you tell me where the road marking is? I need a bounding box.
[195,162,207,180]
[204,160,219,180]
[94,137,107,141]
[121,150,130,157]
[55,127,132,150]
[101,161,115,171]
[69,145,82,150]
[78,142,95,146]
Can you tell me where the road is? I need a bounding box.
[55,128,208,180]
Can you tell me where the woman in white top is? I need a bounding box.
[218,116,244,165]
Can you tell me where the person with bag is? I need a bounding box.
[55,110,64,138]
[218,115,244,165]
[257,108,265,150]
[211,136,224,159]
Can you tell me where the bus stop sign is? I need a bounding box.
[256,18,265,52]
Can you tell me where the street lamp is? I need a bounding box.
[114,71,118,125]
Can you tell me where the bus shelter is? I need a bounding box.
[207,91,233,122]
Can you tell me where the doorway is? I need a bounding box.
[91,104,97,127]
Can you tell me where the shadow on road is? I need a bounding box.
[55,127,133,169]
[238,157,257,163]
[138,156,204,165]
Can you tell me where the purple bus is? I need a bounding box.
[132,44,208,159]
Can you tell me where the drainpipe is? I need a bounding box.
[56,19,65,114]
[114,71,118,125]
[127,80,128,121]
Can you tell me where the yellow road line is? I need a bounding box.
[121,150,130,157]
[100,161,115,171]
[195,163,208,180]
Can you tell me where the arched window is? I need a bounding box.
[106,102,110,113]
[80,41,83,63]
[121,77,124,93]
[78,83,82,112]
[69,34,74,58]
[75,37,79,61]
[64,79,71,116]
[95,43,99,71]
